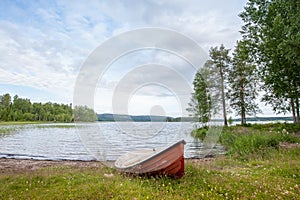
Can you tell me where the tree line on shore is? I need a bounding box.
[0,93,97,122]
[188,0,300,125]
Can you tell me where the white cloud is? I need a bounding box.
[0,0,249,115]
[95,0,246,49]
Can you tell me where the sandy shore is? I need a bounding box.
[0,158,214,174]
[0,158,115,174]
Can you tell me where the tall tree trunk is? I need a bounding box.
[241,109,246,125]
[291,98,296,124]
[220,65,228,126]
[240,84,246,125]
[296,97,300,123]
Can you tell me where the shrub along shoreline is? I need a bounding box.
[0,123,300,199]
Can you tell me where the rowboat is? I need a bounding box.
[114,140,186,178]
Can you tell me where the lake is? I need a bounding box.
[0,122,225,161]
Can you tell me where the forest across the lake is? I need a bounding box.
[0,93,96,122]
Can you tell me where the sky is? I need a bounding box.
[1,0,280,118]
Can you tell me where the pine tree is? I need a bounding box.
[228,40,260,125]
[208,44,231,126]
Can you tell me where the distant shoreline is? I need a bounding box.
[97,113,293,122]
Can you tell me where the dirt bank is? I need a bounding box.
[0,158,115,174]
[0,158,214,175]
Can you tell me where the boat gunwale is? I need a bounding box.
[115,139,186,170]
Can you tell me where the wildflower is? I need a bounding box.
[104,173,114,178]
[283,190,289,195]
[282,129,287,134]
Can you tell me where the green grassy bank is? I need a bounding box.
[0,121,46,126]
[1,123,300,199]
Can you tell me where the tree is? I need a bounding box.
[32,103,42,121]
[187,61,221,127]
[187,91,211,127]
[73,105,97,122]
[239,0,300,123]
[1,93,11,108]
[228,40,260,125]
[208,44,231,126]
[0,93,12,121]
[12,95,32,121]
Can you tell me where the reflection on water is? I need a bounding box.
[0,122,225,161]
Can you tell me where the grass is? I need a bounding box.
[0,123,76,136]
[0,149,299,199]
[0,127,12,134]
[0,126,19,135]
[219,123,300,160]
[0,121,46,125]
[0,121,76,127]
[0,123,300,199]
[35,124,77,129]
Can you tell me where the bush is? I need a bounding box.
[190,126,208,142]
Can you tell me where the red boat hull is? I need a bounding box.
[115,140,185,178]
[146,155,184,178]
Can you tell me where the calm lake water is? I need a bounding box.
[0,122,225,161]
